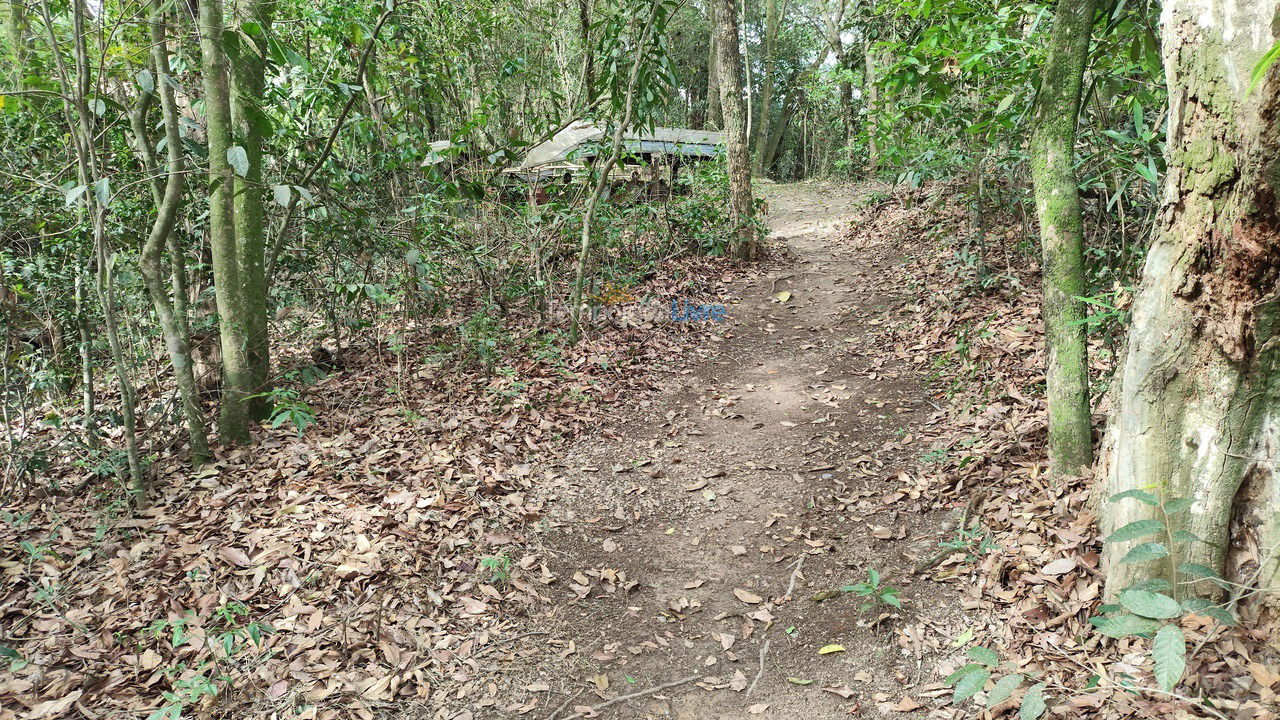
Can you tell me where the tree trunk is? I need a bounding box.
[713,0,759,261]
[753,0,778,174]
[198,0,254,444]
[67,0,145,499]
[74,273,96,446]
[764,54,824,176]
[1029,0,1095,477]
[579,0,595,106]
[3,0,28,78]
[763,95,795,173]
[834,44,856,166]
[863,37,879,171]
[132,0,211,466]
[569,3,659,341]
[706,1,721,129]
[1101,0,1280,607]
[231,0,274,421]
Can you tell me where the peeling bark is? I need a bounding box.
[1102,0,1280,608]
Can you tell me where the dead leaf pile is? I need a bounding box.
[841,185,1280,718]
[0,253,754,719]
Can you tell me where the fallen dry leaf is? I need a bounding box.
[893,696,923,712]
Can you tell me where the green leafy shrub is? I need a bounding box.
[944,489,1240,717]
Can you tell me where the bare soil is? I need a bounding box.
[489,182,982,719]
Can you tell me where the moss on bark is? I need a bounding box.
[198,0,253,444]
[1102,0,1280,604]
[230,0,275,421]
[1029,0,1096,477]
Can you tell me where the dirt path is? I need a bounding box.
[508,182,976,719]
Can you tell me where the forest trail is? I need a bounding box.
[503,183,976,719]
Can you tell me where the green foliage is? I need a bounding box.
[594,0,680,131]
[136,601,272,719]
[479,554,513,585]
[939,525,998,564]
[1152,625,1186,692]
[1019,683,1047,720]
[459,308,509,371]
[149,668,221,720]
[668,157,744,255]
[946,487,1243,711]
[839,568,902,611]
[1248,41,1280,94]
[1092,490,1240,692]
[249,387,317,437]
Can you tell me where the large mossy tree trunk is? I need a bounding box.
[198,0,255,444]
[1029,0,1097,477]
[1102,0,1280,606]
[713,0,759,261]
[231,0,274,421]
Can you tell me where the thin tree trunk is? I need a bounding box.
[753,0,778,174]
[131,0,211,466]
[1029,0,1095,477]
[264,5,395,284]
[706,1,721,129]
[764,54,823,175]
[68,0,145,499]
[741,0,752,149]
[36,0,100,453]
[569,3,659,342]
[231,0,274,420]
[1101,0,1280,605]
[763,97,792,171]
[834,44,855,165]
[198,0,254,444]
[579,0,595,106]
[3,0,28,79]
[713,0,759,261]
[74,272,97,448]
[95,242,146,501]
[863,37,879,171]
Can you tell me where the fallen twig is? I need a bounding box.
[785,554,807,599]
[544,689,584,720]
[557,674,702,719]
[476,630,550,656]
[746,639,771,696]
